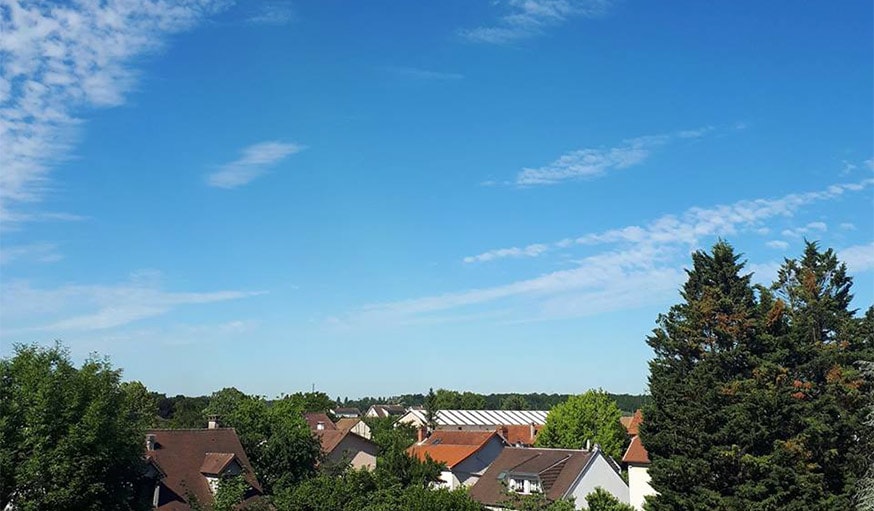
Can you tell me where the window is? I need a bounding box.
[508,476,541,494]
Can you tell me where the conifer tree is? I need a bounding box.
[642,241,760,510]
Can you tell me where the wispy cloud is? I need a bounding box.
[0,242,62,265]
[0,270,263,334]
[515,128,712,186]
[765,240,790,250]
[465,179,871,264]
[206,141,305,189]
[460,0,611,44]
[247,2,294,25]
[463,243,548,263]
[0,0,229,226]
[338,180,871,327]
[387,66,464,81]
[840,242,874,274]
[781,221,827,238]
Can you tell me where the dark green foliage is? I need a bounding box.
[586,487,635,511]
[203,388,321,495]
[642,241,873,510]
[500,394,531,410]
[0,343,153,511]
[424,387,438,431]
[365,416,416,453]
[213,475,248,511]
[152,393,211,428]
[500,489,576,511]
[273,469,484,511]
[535,389,628,460]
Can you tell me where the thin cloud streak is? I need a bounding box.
[0,0,229,225]
[466,179,873,264]
[0,242,62,265]
[515,127,713,186]
[460,0,611,44]
[0,274,263,334]
[247,2,295,25]
[387,66,464,81]
[206,141,305,189]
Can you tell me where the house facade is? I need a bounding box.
[316,429,379,470]
[469,446,629,510]
[336,417,372,439]
[622,434,655,510]
[408,430,506,489]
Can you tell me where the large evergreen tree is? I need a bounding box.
[642,241,759,510]
[642,241,872,510]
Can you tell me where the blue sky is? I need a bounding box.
[1,0,872,400]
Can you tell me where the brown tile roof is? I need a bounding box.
[333,407,361,416]
[335,418,361,431]
[304,413,337,431]
[622,435,650,464]
[316,429,377,455]
[469,447,595,506]
[407,430,501,469]
[199,453,237,476]
[497,424,542,446]
[146,428,262,511]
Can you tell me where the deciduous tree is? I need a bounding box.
[535,389,627,460]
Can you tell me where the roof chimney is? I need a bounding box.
[585,439,591,451]
[530,422,536,442]
[208,415,220,429]
[145,434,157,451]
[417,426,427,443]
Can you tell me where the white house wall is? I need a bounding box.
[569,454,630,509]
[628,464,655,510]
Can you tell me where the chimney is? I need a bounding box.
[208,415,220,429]
[417,426,427,443]
[145,434,156,451]
[530,422,536,442]
[317,421,325,431]
[585,439,591,451]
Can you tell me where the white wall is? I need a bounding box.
[569,454,629,509]
[628,464,655,510]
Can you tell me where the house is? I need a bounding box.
[144,423,263,510]
[469,446,629,510]
[336,417,372,440]
[315,429,379,470]
[622,412,655,510]
[332,407,361,418]
[364,404,407,418]
[407,430,506,489]
[304,412,337,431]
[398,409,549,432]
[620,409,642,437]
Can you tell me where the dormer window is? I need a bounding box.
[508,475,541,494]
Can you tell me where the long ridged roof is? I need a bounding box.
[404,409,548,426]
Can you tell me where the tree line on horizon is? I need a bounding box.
[150,390,650,429]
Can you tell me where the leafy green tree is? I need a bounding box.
[214,475,248,511]
[366,416,416,453]
[535,389,627,460]
[500,394,530,410]
[586,487,635,511]
[204,389,321,495]
[433,388,463,409]
[500,490,576,511]
[0,343,153,511]
[460,391,486,409]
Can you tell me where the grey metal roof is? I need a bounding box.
[405,409,548,426]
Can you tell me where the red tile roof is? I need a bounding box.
[407,430,500,469]
[622,435,650,464]
[625,410,643,436]
[145,428,262,511]
[497,424,541,446]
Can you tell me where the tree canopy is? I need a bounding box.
[0,343,153,511]
[535,389,627,460]
[642,241,873,510]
